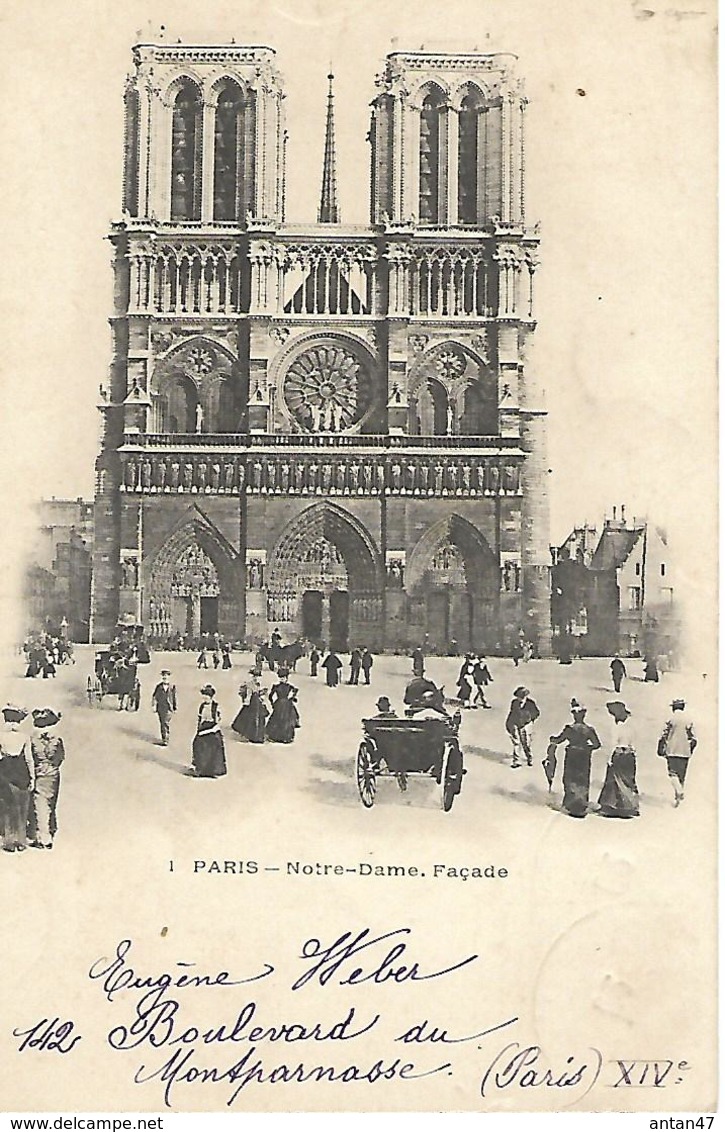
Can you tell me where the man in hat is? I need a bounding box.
[373,696,397,719]
[151,670,177,745]
[548,700,602,817]
[28,709,65,849]
[610,654,627,693]
[658,698,697,806]
[505,686,540,768]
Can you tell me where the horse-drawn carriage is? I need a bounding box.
[356,713,465,811]
[87,651,141,710]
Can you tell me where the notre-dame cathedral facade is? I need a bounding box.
[91,41,551,654]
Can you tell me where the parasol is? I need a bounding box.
[542,741,558,790]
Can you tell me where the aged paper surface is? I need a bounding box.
[0,0,717,1118]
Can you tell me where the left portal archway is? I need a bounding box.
[144,515,243,643]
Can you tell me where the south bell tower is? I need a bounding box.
[91,44,550,656]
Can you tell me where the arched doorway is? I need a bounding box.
[267,504,382,649]
[407,515,498,653]
[144,510,244,642]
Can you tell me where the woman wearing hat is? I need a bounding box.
[266,671,300,744]
[190,686,227,778]
[231,673,268,744]
[596,701,639,818]
[0,706,35,852]
[548,700,602,817]
[27,710,65,848]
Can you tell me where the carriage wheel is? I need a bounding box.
[441,740,463,812]
[356,742,377,808]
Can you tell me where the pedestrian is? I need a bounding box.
[212,650,221,670]
[309,645,320,677]
[322,650,343,688]
[548,700,602,817]
[596,701,639,818]
[361,648,373,685]
[197,647,208,670]
[472,656,493,708]
[232,675,268,743]
[0,706,34,852]
[348,647,362,685]
[41,649,56,679]
[456,657,476,708]
[643,655,659,683]
[511,639,524,667]
[411,647,425,678]
[505,686,540,768]
[610,654,626,693]
[266,673,300,743]
[221,643,232,670]
[372,696,397,719]
[151,669,177,745]
[657,698,697,807]
[190,685,226,778]
[27,709,65,849]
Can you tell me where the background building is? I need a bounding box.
[23,498,94,642]
[91,42,551,653]
[551,507,678,659]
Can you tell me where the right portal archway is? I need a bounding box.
[407,514,499,653]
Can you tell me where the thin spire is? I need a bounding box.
[318,71,340,223]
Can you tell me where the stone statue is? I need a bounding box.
[224,462,236,491]
[195,403,204,433]
[197,460,207,491]
[322,463,333,492]
[183,462,194,490]
[169,461,180,489]
[336,462,347,493]
[125,460,137,490]
[141,459,152,489]
[211,463,221,491]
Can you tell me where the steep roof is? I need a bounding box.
[590,526,644,571]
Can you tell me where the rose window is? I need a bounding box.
[283,344,372,433]
[436,347,467,381]
[187,345,215,375]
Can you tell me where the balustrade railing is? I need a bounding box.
[130,432,521,450]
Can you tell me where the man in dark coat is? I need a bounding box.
[151,669,177,745]
[361,648,374,685]
[309,646,320,677]
[348,648,362,685]
[610,655,626,692]
[322,651,343,687]
[411,647,425,677]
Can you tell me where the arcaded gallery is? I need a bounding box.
[91,42,551,653]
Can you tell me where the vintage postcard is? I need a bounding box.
[0,0,717,1119]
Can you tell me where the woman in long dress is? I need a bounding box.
[0,706,35,852]
[596,701,639,817]
[456,659,475,708]
[191,686,227,777]
[266,674,300,744]
[548,700,601,817]
[28,708,65,848]
[231,677,268,743]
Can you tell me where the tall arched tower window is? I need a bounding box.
[213,82,246,222]
[458,93,481,224]
[419,90,444,224]
[170,83,202,222]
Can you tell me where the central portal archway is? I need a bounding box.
[267,504,382,649]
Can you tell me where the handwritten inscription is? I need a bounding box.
[7,930,694,1109]
[13,1018,82,1054]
